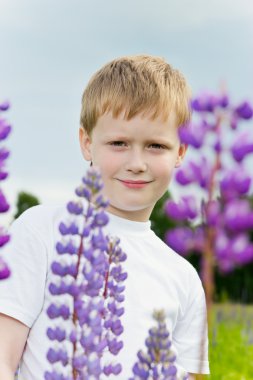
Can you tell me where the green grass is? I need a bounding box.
[209,304,253,380]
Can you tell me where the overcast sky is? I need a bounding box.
[0,0,253,216]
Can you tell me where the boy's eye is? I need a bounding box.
[149,143,165,149]
[109,141,127,147]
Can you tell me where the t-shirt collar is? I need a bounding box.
[105,211,151,234]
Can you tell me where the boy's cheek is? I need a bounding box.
[93,151,120,172]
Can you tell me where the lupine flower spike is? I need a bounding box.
[165,92,253,316]
[129,310,189,380]
[45,168,127,380]
[166,93,253,273]
[0,100,11,280]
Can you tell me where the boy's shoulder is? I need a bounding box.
[16,203,65,220]
[149,228,201,283]
[15,203,66,222]
[11,204,66,239]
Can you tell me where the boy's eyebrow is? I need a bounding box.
[102,134,129,140]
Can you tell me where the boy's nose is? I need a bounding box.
[125,150,148,173]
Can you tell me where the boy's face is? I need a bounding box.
[79,111,187,222]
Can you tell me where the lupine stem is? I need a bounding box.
[72,236,84,380]
[199,117,222,377]
[202,115,222,308]
[103,241,113,299]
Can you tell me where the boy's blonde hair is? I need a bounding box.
[80,55,191,134]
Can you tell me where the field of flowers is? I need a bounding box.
[2,93,253,379]
[209,303,253,380]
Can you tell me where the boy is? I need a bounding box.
[0,55,209,379]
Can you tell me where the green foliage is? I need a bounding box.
[150,190,177,240]
[209,304,253,379]
[186,255,253,304]
[214,262,253,303]
[14,191,40,219]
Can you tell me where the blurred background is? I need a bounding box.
[1,2,253,378]
[0,0,253,212]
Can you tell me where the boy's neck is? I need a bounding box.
[106,205,152,222]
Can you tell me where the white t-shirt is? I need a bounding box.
[0,205,209,379]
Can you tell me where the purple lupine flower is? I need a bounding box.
[103,363,122,376]
[102,237,127,364]
[0,228,10,248]
[0,101,10,111]
[191,92,229,112]
[47,327,66,342]
[0,100,11,281]
[230,234,253,266]
[0,190,10,212]
[223,199,253,233]
[129,310,189,380]
[176,157,211,189]
[191,93,218,112]
[234,101,253,120]
[194,226,206,253]
[220,169,251,200]
[165,196,198,221]
[165,227,195,256]
[0,147,10,160]
[166,91,253,278]
[0,256,11,279]
[45,168,127,379]
[179,121,208,149]
[219,94,230,108]
[214,230,253,272]
[67,200,84,215]
[231,132,253,162]
[230,113,238,130]
[213,139,222,153]
[0,119,11,140]
[204,200,221,227]
[214,229,234,272]
[165,226,205,256]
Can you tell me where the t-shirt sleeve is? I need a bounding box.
[172,267,210,374]
[0,209,48,328]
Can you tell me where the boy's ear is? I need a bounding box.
[175,144,188,168]
[79,127,92,161]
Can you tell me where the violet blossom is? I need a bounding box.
[165,196,198,221]
[231,132,253,162]
[175,157,212,189]
[191,92,229,112]
[214,231,253,272]
[178,119,214,149]
[45,168,127,380]
[166,91,253,276]
[234,101,253,120]
[0,100,11,280]
[129,310,189,380]
[165,226,205,257]
[219,168,251,200]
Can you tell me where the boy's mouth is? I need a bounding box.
[117,179,152,189]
